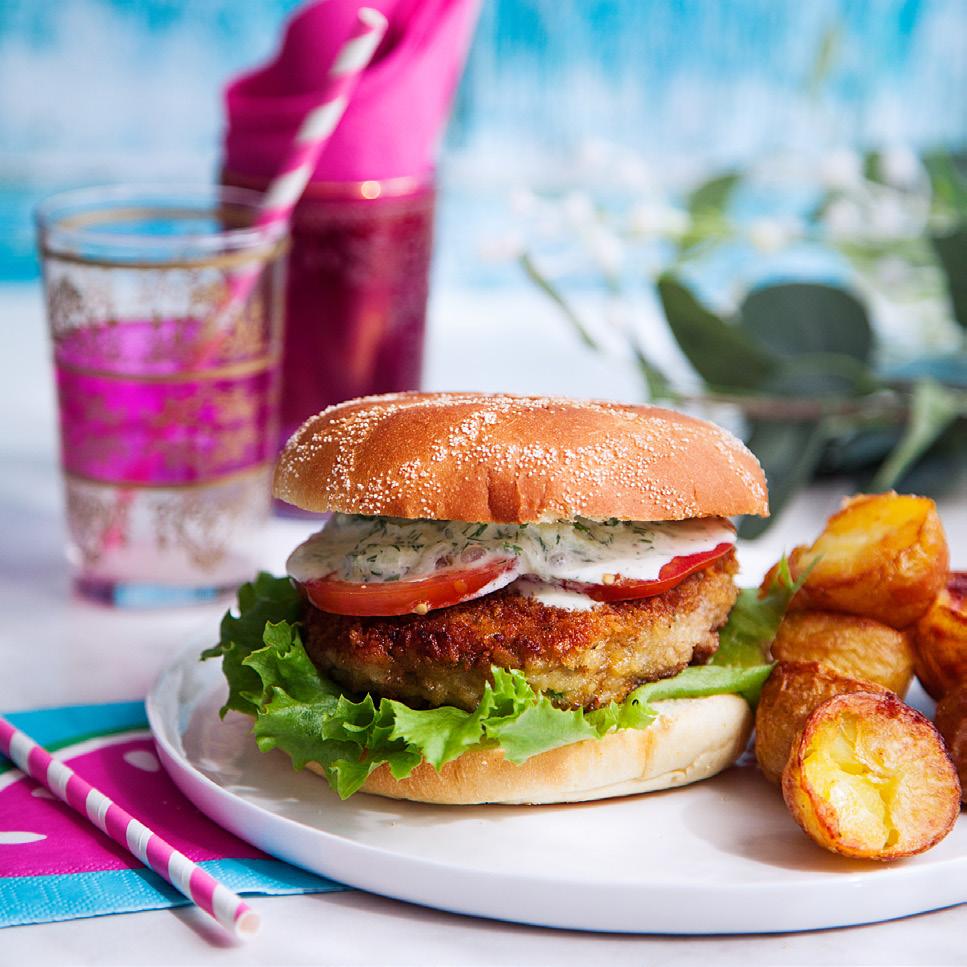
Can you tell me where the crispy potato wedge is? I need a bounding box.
[913,573,967,700]
[770,611,915,697]
[754,661,890,785]
[781,691,961,860]
[774,493,949,629]
[935,682,967,805]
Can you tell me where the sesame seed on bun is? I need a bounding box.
[273,392,769,523]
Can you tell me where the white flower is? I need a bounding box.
[869,195,911,238]
[478,232,525,263]
[585,226,624,276]
[748,216,801,253]
[879,145,921,189]
[605,300,632,332]
[823,197,865,239]
[577,138,614,171]
[629,201,688,238]
[509,188,540,217]
[561,191,596,228]
[875,255,912,287]
[821,148,864,190]
[614,155,653,191]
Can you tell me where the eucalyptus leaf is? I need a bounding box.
[738,420,829,539]
[762,353,879,398]
[870,379,963,491]
[657,274,776,390]
[678,173,740,255]
[930,228,967,330]
[863,150,884,184]
[687,172,740,219]
[818,425,901,474]
[893,422,967,497]
[739,283,873,361]
[922,151,967,215]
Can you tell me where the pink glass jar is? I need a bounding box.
[36,184,286,605]
[223,171,435,449]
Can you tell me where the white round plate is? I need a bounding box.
[147,647,967,935]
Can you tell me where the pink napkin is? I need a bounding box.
[0,702,342,927]
[223,0,480,182]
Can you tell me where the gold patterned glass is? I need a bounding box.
[36,185,287,605]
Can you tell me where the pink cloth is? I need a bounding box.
[223,0,480,182]
[0,738,262,877]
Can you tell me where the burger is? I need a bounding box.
[205,392,776,804]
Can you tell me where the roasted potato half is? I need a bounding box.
[754,661,889,785]
[913,573,967,700]
[770,611,915,697]
[778,493,948,629]
[781,691,961,860]
[935,682,967,805]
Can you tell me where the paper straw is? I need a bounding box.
[197,6,388,364]
[0,715,260,941]
[99,7,388,552]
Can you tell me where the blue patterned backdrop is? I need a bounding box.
[1,0,965,282]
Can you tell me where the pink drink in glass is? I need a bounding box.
[53,318,280,602]
[56,319,277,487]
[224,173,435,447]
[38,184,285,605]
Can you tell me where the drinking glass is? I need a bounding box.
[36,185,287,606]
[222,171,435,448]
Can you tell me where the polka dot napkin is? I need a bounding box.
[0,702,346,927]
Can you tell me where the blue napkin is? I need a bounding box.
[0,702,348,927]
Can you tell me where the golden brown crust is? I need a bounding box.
[313,694,753,805]
[303,553,738,711]
[273,392,768,523]
[935,682,967,804]
[913,572,967,700]
[781,691,961,860]
[772,494,948,630]
[770,610,915,697]
[754,661,890,785]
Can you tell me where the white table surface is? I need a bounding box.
[1,282,964,965]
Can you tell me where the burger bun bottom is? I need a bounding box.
[306,694,752,805]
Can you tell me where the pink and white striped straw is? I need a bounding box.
[256,6,388,226]
[0,715,260,941]
[199,6,388,361]
[102,7,386,551]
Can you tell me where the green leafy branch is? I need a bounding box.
[519,251,967,534]
[655,273,967,535]
[506,16,967,533]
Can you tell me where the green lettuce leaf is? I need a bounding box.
[709,556,810,706]
[711,558,799,668]
[201,572,303,716]
[203,565,798,799]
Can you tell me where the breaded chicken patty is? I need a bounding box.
[303,551,738,711]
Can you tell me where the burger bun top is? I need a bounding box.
[273,392,768,524]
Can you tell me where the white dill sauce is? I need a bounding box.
[286,514,735,610]
[512,579,605,612]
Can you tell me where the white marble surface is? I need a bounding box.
[0,282,964,964]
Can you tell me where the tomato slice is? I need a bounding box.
[301,540,734,616]
[301,557,518,617]
[576,542,734,602]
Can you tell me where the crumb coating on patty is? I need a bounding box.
[302,551,739,711]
